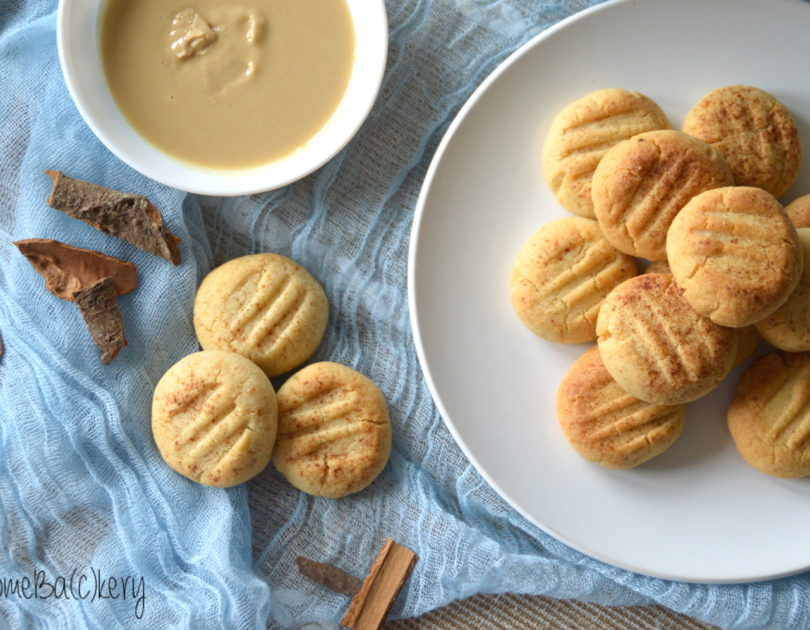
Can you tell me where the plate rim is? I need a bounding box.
[407,0,810,584]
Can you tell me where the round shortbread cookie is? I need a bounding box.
[272,362,391,498]
[541,88,670,218]
[641,260,759,366]
[756,229,810,352]
[152,350,278,487]
[557,346,686,469]
[728,352,810,478]
[667,186,802,328]
[596,273,737,405]
[786,194,810,229]
[510,217,637,343]
[682,85,802,198]
[194,253,328,378]
[592,130,733,260]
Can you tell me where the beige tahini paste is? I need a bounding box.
[101,0,355,169]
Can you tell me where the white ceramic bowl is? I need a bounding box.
[56,0,388,196]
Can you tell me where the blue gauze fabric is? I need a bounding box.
[1,1,809,629]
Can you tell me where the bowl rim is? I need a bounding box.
[56,0,388,196]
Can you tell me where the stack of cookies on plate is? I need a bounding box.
[512,86,810,478]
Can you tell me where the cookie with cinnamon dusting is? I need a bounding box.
[272,361,391,498]
[728,352,810,478]
[596,273,737,405]
[592,130,732,261]
[542,88,670,218]
[683,85,801,198]
[557,345,686,469]
[194,253,328,378]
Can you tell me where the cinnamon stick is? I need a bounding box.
[340,539,418,630]
[14,238,137,301]
[73,277,127,364]
[45,170,181,265]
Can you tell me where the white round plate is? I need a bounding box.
[409,0,810,583]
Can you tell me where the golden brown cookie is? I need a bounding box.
[194,253,328,378]
[592,130,733,261]
[152,350,278,487]
[667,186,802,328]
[755,229,810,352]
[557,346,686,468]
[641,260,759,365]
[542,88,670,218]
[272,362,391,498]
[786,194,810,229]
[596,273,737,405]
[728,352,810,478]
[682,85,802,198]
[510,217,637,343]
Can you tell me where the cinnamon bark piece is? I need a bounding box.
[14,239,137,301]
[296,556,362,598]
[73,277,127,364]
[45,170,181,265]
[340,539,418,630]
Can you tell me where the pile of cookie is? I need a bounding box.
[151,253,392,497]
[511,86,810,478]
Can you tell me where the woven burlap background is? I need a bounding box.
[390,594,721,629]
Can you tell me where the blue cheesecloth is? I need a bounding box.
[1,1,809,628]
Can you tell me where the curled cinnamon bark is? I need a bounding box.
[15,239,136,364]
[45,170,181,265]
[14,238,137,301]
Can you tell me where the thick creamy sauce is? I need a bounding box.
[101,0,355,169]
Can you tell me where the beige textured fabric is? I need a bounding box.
[389,593,720,629]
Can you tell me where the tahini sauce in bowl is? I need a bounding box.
[56,0,387,194]
[101,0,355,170]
